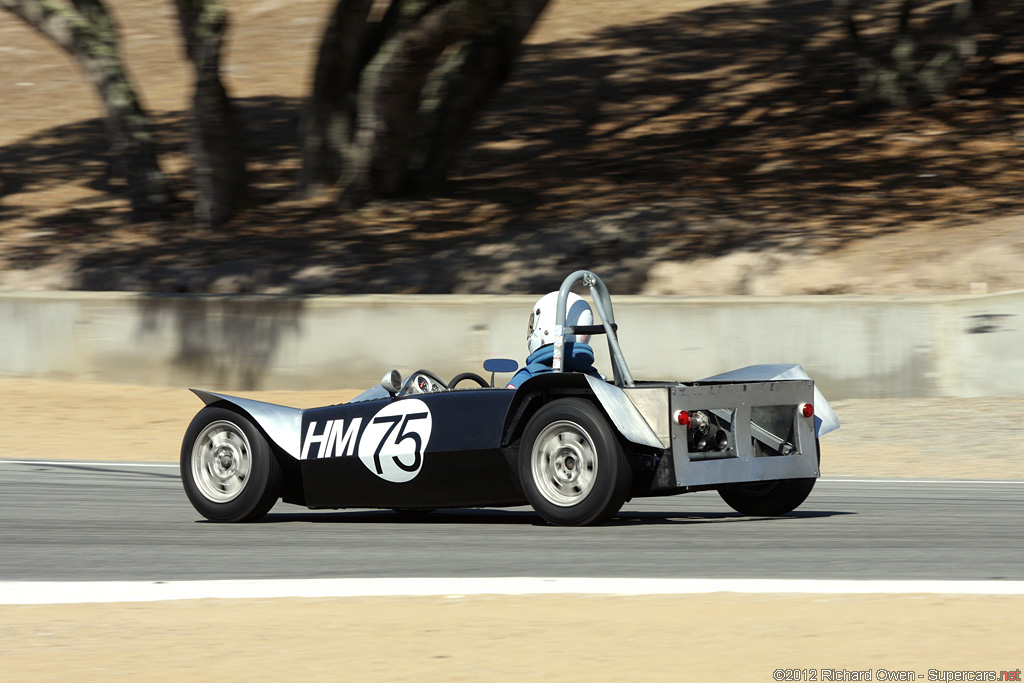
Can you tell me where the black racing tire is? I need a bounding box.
[519,398,632,526]
[180,405,282,523]
[717,439,820,516]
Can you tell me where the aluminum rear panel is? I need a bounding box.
[669,380,819,487]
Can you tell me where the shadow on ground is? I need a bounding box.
[249,507,853,526]
[2,0,1023,293]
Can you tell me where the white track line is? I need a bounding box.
[0,460,178,468]
[3,578,1024,605]
[819,477,1024,485]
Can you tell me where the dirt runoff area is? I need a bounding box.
[2,594,1022,682]
[2,376,1023,682]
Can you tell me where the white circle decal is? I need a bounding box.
[357,399,433,483]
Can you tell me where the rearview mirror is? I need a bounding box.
[483,358,518,373]
[483,358,518,388]
[380,369,402,396]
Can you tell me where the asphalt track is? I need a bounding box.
[1,459,1022,583]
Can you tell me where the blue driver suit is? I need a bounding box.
[506,342,601,389]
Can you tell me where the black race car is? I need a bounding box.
[181,270,838,526]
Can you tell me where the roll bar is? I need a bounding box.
[553,270,635,387]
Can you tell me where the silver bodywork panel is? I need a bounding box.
[191,390,303,459]
[589,364,838,455]
[670,379,819,487]
[583,375,664,449]
[699,364,839,436]
[587,363,837,487]
[621,386,671,449]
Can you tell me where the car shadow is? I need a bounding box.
[255,508,539,525]
[246,507,852,526]
[606,509,854,526]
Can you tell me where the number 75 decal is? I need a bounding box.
[357,399,433,483]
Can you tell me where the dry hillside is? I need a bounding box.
[2,0,1024,295]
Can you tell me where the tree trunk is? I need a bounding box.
[836,0,996,108]
[406,0,548,191]
[1,0,174,220]
[175,0,247,229]
[298,0,376,197]
[340,0,495,207]
[302,0,547,208]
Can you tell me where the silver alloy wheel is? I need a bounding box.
[191,420,253,503]
[530,420,599,507]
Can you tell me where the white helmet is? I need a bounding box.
[527,291,593,354]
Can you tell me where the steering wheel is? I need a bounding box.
[449,372,489,388]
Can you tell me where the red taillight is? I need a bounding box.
[799,403,814,418]
[675,410,691,427]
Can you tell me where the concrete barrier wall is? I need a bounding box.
[1,291,1021,399]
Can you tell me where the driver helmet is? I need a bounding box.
[527,291,594,354]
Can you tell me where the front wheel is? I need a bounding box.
[181,405,282,522]
[519,398,632,526]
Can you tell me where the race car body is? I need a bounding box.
[181,270,838,526]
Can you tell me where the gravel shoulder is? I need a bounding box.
[2,594,1021,681]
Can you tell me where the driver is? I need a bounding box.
[506,292,603,389]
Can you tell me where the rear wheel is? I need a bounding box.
[181,406,282,522]
[519,398,631,526]
[717,439,820,516]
